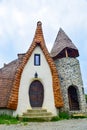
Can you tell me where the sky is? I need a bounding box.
[0,0,87,93]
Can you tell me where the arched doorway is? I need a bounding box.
[68,86,80,110]
[29,80,44,107]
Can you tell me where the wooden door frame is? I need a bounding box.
[68,85,80,111]
[29,80,44,108]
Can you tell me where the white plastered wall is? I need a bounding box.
[13,46,57,116]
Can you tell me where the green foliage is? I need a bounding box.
[22,117,46,122]
[59,111,70,119]
[0,114,20,124]
[0,112,87,124]
[0,114,47,124]
[51,111,70,121]
[51,116,60,121]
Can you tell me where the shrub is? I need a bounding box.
[51,116,60,121]
[0,114,20,124]
[59,111,70,119]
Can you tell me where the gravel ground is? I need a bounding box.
[0,119,87,130]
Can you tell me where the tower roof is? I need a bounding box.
[51,28,79,59]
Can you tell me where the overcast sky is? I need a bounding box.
[0,0,87,93]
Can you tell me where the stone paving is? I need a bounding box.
[0,119,87,130]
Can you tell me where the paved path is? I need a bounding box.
[0,119,87,130]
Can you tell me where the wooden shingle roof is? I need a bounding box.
[0,22,63,109]
[51,28,79,59]
[0,58,23,108]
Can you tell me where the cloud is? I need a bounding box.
[0,0,87,54]
[0,0,87,92]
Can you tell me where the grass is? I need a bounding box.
[51,111,87,121]
[51,116,60,121]
[0,114,48,124]
[51,111,70,121]
[0,114,20,125]
[59,111,70,119]
[0,112,87,124]
[21,117,47,122]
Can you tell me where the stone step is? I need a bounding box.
[19,115,53,121]
[19,108,54,121]
[72,113,86,117]
[23,112,52,117]
[27,108,47,113]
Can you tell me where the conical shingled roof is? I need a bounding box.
[51,28,79,59]
[7,21,63,109]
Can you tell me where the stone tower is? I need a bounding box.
[51,28,86,113]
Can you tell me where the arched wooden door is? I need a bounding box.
[68,86,80,110]
[29,80,44,107]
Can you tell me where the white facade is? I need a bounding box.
[13,46,57,116]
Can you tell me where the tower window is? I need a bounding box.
[34,54,40,66]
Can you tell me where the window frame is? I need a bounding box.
[34,54,41,66]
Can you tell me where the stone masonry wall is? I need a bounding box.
[54,57,86,113]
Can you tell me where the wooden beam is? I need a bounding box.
[65,49,68,57]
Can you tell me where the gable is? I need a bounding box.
[13,45,56,115]
[0,21,63,109]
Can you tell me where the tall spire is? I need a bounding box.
[51,28,79,59]
[32,21,45,45]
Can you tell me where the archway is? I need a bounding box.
[29,80,44,107]
[68,86,80,110]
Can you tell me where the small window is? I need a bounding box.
[34,54,40,66]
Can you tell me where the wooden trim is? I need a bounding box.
[65,49,68,57]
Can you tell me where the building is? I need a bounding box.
[0,21,86,118]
